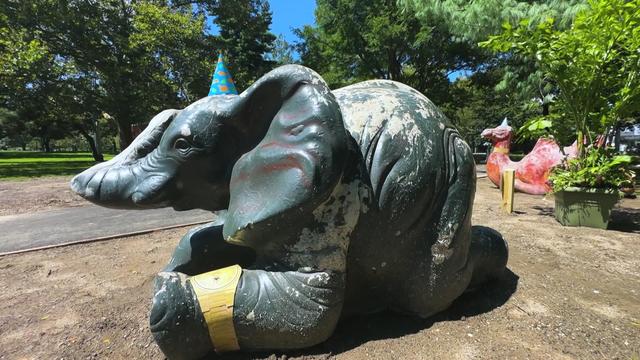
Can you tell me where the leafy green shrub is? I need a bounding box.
[482,0,639,193]
[548,147,634,192]
[481,0,640,147]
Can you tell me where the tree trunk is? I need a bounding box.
[78,128,104,162]
[94,119,102,156]
[41,137,51,152]
[614,125,621,151]
[117,118,133,152]
[387,49,401,81]
[542,102,549,116]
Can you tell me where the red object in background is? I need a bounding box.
[131,123,148,140]
[481,119,577,195]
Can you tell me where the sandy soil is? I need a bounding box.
[0,176,85,216]
[0,177,639,360]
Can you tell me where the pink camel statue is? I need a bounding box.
[481,118,577,195]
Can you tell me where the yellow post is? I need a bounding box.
[501,169,515,214]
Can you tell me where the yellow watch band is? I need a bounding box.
[189,265,242,352]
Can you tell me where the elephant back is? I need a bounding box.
[334,81,477,316]
[334,80,458,229]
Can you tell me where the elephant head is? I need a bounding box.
[70,96,241,211]
[71,65,346,216]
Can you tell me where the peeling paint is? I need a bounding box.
[334,80,446,164]
[285,180,363,272]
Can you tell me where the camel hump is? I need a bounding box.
[532,137,561,151]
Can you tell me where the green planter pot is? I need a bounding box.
[553,187,621,229]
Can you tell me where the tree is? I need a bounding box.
[0,108,30,150]
[0,0,216,151]
[203,0,276,90]
[269,34,296,65]
[0,13,73,152]
[57,73,107,161]
[295,0,484,105]
[0,0,281,156]
[441,69,539,149]
[399,0,588,116]
[481,0,640,153]
[131,2,214,105]
[399,0,587,42]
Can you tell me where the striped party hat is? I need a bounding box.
[208,53,238,96]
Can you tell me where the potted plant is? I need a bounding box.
[481,0,639,228]
[548,146,634,228]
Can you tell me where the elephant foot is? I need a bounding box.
[150,272,214,360]
[466,226,509,291]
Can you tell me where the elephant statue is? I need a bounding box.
[71,65,508,359]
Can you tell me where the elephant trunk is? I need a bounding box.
[70,110,179,209]
[71,149,176,208]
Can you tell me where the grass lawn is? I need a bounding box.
[0,151,114,180]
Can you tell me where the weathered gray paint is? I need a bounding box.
[71,65,508,359]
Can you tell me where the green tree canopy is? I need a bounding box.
[441,68,539,149]
[0,0,277,155]
[295,0,485,105]
[202,0,276,90]
[481,0,640,149]
[0,12,73,152]
[269,34,296,66]
[1,0,216,152]
[399,0,587,42]
[399,0,588,117]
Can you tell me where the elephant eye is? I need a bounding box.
[174,138,191,151]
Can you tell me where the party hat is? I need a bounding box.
[208,53,238,96]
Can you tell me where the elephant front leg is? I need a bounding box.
[233,269,345,350]
[151,214,256,359]
[150,272,213,360]
[150,267,345,359]
[163,213,255,275]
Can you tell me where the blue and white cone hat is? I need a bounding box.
[208,53,238,96]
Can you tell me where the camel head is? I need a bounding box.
[481,118,513,144]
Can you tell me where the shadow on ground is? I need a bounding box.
[216,269,519,359]
[608,207,640,233]
[532,205,555,217]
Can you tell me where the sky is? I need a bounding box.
[268,0,317,43]
[205,0,316,44]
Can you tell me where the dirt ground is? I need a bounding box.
[0,177,639,360]
[0,176,86,216]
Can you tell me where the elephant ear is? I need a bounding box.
[222,65,349,248]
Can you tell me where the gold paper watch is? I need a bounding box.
[189,265,242,352]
